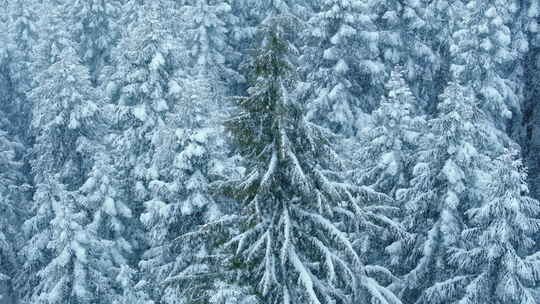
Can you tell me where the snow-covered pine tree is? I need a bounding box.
[301,0,383,136]
[145,56,247,304]
[7,0,38,69]
[18,39,113,303]
[65,0,123,86]
[137,1,240,300]
[113,266,154,304]
[24,179,117,304]
[520,0,540,199]
[376,0,451,112]
[0,132,19,303]
[217,17,403,304]
[138,72,224,304]
[230,0,310,38]
[14,3,123,299]
[6,0,39,135]
[449,0,528,133]
[79,144,137,295]
[108,1,180,301]
[229,0,311,93]
[109,0,175,193]
[0,37,29,304]
[177,0,240,89]
[444,149,540,304]
[389,82,490,304]
[358,68,425,197]
[143,121,219,304]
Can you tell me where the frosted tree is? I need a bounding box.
[65,0,123,85]
[16,36,117,302]
[139,68,245,303]
[442,150,540,304]
[376,0,451,110]
[16,1,152,302]
[24,11,98,188]
[0,46,13,297]
[230,0,310,35]
[7,0,38,63]
[173,0,239,165]
[109,1,182,301]
[449,0,528,132]
[0,44,29,304]
[134,0,241,295]
[389,82,490,304]
[108,0,176,215]
[12,1,126,298]
[6,0,39,134]
[520,0,540,199]
[217,18,403,304]
[138,78,223,303]
[25,180,118,304]
[229,0,311,89]
[177,0,240,87]
[301,0,383,136]
[113,266,154,304]
[110,3,236,302]
[109,0,175,159]
[357,68,425,197]
[79,145,137,295]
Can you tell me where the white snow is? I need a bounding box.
[103,197,118,216]
[153,99,169,112]
[289,248,322,304]
[132,105,147,121]
[442,159,464,186]
[150,52,165,71]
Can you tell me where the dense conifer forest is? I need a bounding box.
[2,0,540,303]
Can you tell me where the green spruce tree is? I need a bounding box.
[217,17,403,304]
